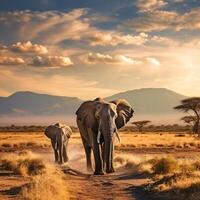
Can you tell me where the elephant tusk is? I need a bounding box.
[115,128,121,143]
[97,119,101,144]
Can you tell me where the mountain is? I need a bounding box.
[0,88,187,124]
[106,88,187,114]
[0,91,82,116]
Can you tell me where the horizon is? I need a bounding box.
[0,0,200,99]
[0,87,189,100]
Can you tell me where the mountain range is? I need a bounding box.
[0,88,187,125]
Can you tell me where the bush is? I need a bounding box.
[21,173,69,200]
[152,157,179,174]
[0,152,46,176]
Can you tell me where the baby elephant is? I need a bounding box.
[44,123,72,164]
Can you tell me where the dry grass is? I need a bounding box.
[0,150,70,200]
[114,153,200,200]
[116,132,200,150]
[1,131,199,151]
[0,131,81,149]
[0,151,46,176]
[21,171,69,200]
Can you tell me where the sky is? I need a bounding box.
[0,0,200,99]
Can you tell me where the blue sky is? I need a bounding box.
[0,0,200,99]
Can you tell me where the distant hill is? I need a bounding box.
[0,91,82,116]
[0,88,187,124]
[106,88,187,114]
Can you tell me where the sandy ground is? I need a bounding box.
[1,135,200,200]
[0,142,151,200]
[43,143,151,200]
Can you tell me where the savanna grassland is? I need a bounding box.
[1,130,200,200]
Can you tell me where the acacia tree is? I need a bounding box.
[132,120,151,132]
[174,97,200,135]
[180,116,197,133]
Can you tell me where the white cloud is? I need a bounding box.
[137,0,168,12]
[146,57,161,66]
[0,44,8,52]
[84,32,148,46]
[0,56,25,65]
[31,56,73,67]
[0,9,89,44]
[125,8,200,32]
[0,10,149,47]
[11,41,48,54]
[84,53,138,65]
[150,35,178,46]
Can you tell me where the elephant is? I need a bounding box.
[76,98,134,175]
[44,123,72,164]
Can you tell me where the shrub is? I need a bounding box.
[21,173,69,200]
[0,152,46,176]
[1,143,12,147]
[152,157,179,174]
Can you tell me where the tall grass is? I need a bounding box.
[21,172,69,200]
[114,153,200,200]
[0,150,70,200]
[0,151,46,176]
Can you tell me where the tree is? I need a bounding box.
[132,120,151,133]
[180,116,197,133]
[174,97,200,135]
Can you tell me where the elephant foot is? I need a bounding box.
[87,167,93,174]
[64,157,69,163]
[94,170,104,175]
[106,168,115,174]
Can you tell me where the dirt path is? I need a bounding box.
[63,167,150,200]
[38,143,150,200]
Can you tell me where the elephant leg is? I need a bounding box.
[59,142,63,164]
[110,143,115,173]
[54,149,59,163]
[51,139,58,163]
[89,129,104,175]
[63,142,69,163]
[101,143,106,171]
[83,144,93,173]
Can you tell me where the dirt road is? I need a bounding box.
[39,143,150,200]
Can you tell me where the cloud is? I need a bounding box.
[124,8,200,32]
[137,0,168,12]
[84,53,138,65]
[0,9,89,44]
[146,57,161,66]
[84,32,148,46]
[0,56,25,65]
[30,56,73,67]
[0,44,8,52]
[0,9,148,47]
[11,41,48,54]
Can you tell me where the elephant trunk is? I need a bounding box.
[105,136,113,173]
[102,118,114,173]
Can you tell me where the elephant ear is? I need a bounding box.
[110,99,134,129]
[76,100,100,128]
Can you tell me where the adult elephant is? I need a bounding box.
[76,98,134,175]
[44,123,72,164]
